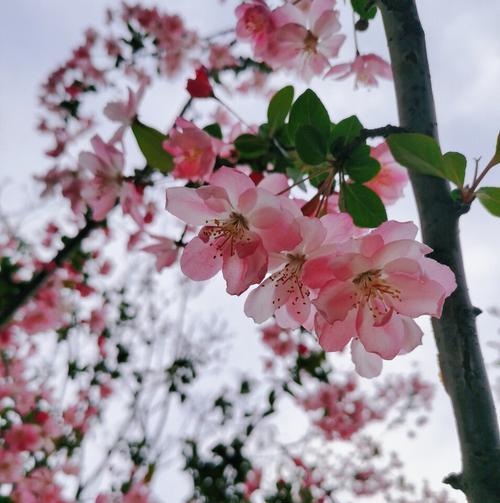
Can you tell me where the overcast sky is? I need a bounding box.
[1,1,499,502]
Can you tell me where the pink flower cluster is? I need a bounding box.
[309,221,456,377]
[235,1,393,85]
[236,0,346,81]
[301,380,368,439]
[163,119,222,182]
[120,4,199,75]
[165,167,456,376]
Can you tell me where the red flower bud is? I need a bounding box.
[186,66,213,98]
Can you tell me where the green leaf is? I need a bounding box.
[234,134,269,159]
[345,145,381,183]
[489,132,500,167]
[387,133,443,177]
[476,187,500,216]
[330,116,364,150]
[203,123,223,139]
[132,119,173,174]
[450,188,462,201]
[267,85,294,135]
[340,183,387,227]
[441,151,466,187]
[351,0,377,19]
[295,125,327,165]
[288,89,330,142]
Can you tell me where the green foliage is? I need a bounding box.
[476,187,500,216]
[290,350,330,385]
[351,0,377,19]
[267,85,294,135]
[329,116,380,183]
[203,123,223,139]
[59,99,80,118]
[387,132,473,189]
[184,438,251,503]
[165,358,197,402]
[387,133,443,177]
[330,115,363,149]
[491,132,500,167]
[131,119,173,173]
[340,183,387,227]
[295,125,327,165]
[288,89,330,142]
[344,144,380,183]
[234,134,270,159]
[441,151,466,187]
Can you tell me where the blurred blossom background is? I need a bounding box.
[1,1,499,502]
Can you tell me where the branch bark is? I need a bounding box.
[0,217,99,329]
[377,1,500,501]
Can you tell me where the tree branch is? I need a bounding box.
[0,96,196,332]
[377,1,500,501]
[0,216,100,330]
[360,124,406,139]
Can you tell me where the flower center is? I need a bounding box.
[185,147,203,162]
[304,31,318,53]
[270,254,310,313]
[352,269,402,321]
[246,10,266,33]
[202,212,250,257]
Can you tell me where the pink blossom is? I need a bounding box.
[141,235,179,272]
[261,324,296,356]
[235,0,275,59]
[244,468,262,499]
[366,142,409,205]
[104,83,146,143]
[0,450,23,483]
[269,0,346,81]
[245,213,354,329]
[208,44,238,70]
[80,135,124,221]
[12,467,67,503]
[123,482,151,503]
[301,381,368,439]
[89,308,106,334]
[163,118,220,182]
[306,221,456,377]
[165,167,301,295]
[35,166,86,215]
[104,85,145,124]
[325,53,392,88]
[5,423,42,452]
[120,182,148,227]
[18,287,65,334]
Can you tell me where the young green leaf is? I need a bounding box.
[330,116,364,149]
[234,134,269,158]
[267,85,294,135]
[295,125,327,165]
[132,119,173,174]
[288,89,330,142]
[203,123,223,139]
[351,0,377,19]
[476,187,500,216]
[441,151,466,187]
[488,131,500,167]
[345,144,381,183]
[387,133,443,177]
[340,183,387,227]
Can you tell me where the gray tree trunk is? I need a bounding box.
[377,1,500,501]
